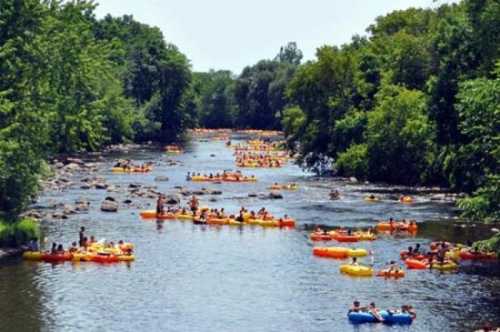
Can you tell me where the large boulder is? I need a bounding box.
[165,195,180,205]
[154,176,169,182]
[269,191,283,199]
[94,182,108,190]
[101,198,118,212]
[64,163,80,171]
[66,157,85,165]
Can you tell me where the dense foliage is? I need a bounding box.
[190,42,302,129]
[281,0,499,223]
[0,0,191,222]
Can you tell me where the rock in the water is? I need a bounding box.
[63,204,77,215]
[269,191,283,199]
[75,198,89,211]
[66,157,84,165]
[64,163,80,171]
[165,195,180,205]
[101,199,118,212]
[154,176,169,182]
[123,199,133,204]
[21,210,43,219]
[248,193,258,198]
[129,183,141,189]
[94,182,108,189]
[52,212,67,219]
[209,198,217,202]
[210,190,223,195]
[80,184,91,190]
[349,177,358,183]
[105,196,116,202]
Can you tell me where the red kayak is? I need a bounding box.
[459,250,497,261]
[41,253,72,263]
[405,258,428,270]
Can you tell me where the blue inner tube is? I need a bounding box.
[348,310,413,325]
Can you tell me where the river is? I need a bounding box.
[1,137,499,332]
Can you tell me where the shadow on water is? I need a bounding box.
[0,258,45,331]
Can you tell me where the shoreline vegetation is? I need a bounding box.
[0,0,498,252]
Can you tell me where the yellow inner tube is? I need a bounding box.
[340,264,373,277]
[445,249,461,261]
[355,232,377,241]
[71,253,87,261]
[347,248,368,257]
[431,262,458,271]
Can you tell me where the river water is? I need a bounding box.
[1,138,499,332]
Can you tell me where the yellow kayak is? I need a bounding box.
[176,214,194,221]
[23,251,42,261]
[117,255,135,262]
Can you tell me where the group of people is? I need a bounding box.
[75,226,132,255]
[235,153,284,168]
[403,241,455,266]
[186,170,256,182]
[156,194,199,216]
[387,217,418,230]
[329,189,340,200]
[36,226,133,257]
[349,301,416,322]
[232,140,285,152]
[193,206,282,223]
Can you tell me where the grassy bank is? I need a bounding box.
[0,218,40,247]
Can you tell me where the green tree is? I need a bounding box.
[364,86,435,184]
[0,0,50,218]
[193,70,236,128]
[274,41,303,65]
[286,46,358,169]
[456,71,499,189]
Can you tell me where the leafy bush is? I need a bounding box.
[335,144,368,179]
[458,175,500,223]
[0,218,40,247]
[473,233,500,255]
